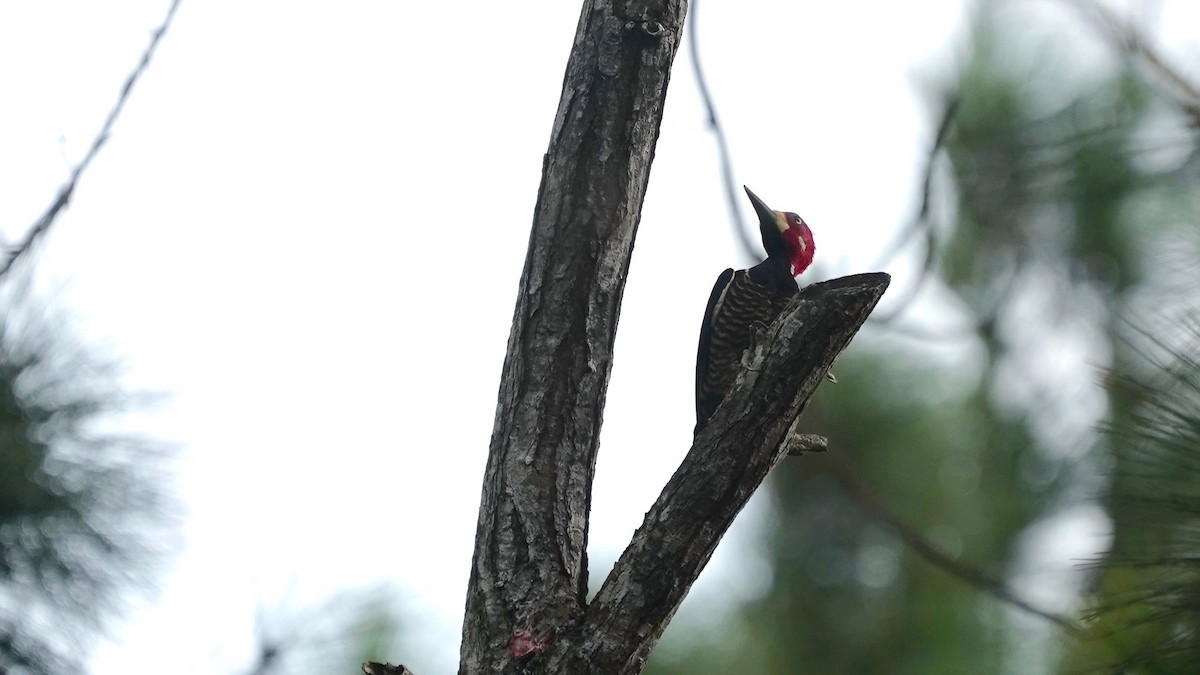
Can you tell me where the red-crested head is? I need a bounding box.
[778,212,815,277]
[744,186,816,278]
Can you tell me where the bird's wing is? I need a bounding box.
[695,267,735,431]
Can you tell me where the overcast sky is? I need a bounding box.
[2,1,1197,673]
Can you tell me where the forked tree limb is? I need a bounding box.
[448,0,890,673]
[551,273,889,674]
[373,275,889,675]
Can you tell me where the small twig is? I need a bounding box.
[362,663,415,675]
[866,96,960,328]
[871,96,959,271]
[1065,0,1200,127]
[687,0,760,263]
[825,452,1083,634]
[784,432,828,456]
[865,227,938,325]
[869,234,1018,342]
[0,0,183,281]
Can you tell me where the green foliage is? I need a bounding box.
[650,3,1200,674]
[945,35,1149,307]
[737,357,1029,675]
[0,276,174,673]
[1067,338,1200,674]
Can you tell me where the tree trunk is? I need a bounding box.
[365,1,889,673]
[457,1,689,673]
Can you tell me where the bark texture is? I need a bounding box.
[450,1,891,673]
[459,1,689,673]
[550,272,890,674]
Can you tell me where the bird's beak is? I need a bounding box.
[743,186,775,225]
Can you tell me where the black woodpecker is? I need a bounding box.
[694,186,818,435]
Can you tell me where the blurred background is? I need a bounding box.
[2,0,1198,673]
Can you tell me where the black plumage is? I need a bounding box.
[694,187,813,435]
[694,257,798,433]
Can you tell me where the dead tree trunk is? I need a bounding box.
[543,273,888,674]
[366,1,889,673]
[458,1,689,673]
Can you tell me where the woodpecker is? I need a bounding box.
[694,186,818,435]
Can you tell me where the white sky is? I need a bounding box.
[1,1,1196,673]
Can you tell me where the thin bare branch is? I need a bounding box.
[0,0,183,280]
[871,96,959,271]
[687,0,760,264]
[1065,0,1200,126]
[866,96,960,327]
[825,452,1083,634]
